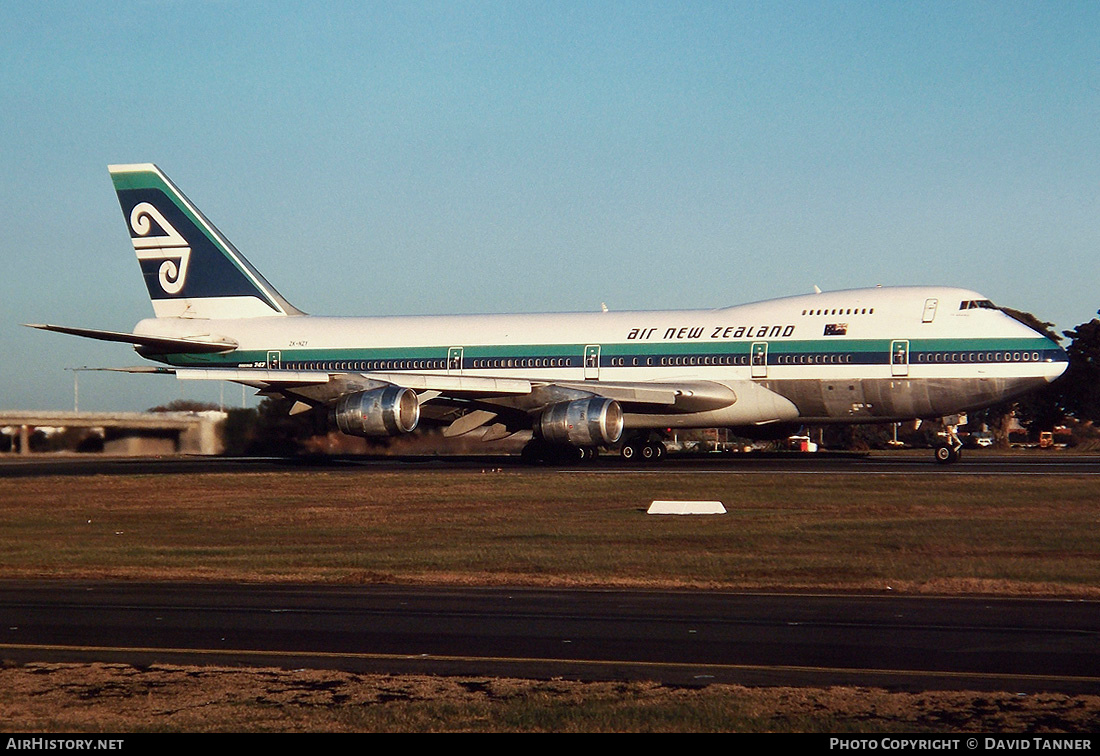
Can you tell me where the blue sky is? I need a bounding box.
[2,1,1098,412]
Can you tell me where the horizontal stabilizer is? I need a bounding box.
[84,366,175,374]
[24,324,238,354]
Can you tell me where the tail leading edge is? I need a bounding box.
[109,163,303,319]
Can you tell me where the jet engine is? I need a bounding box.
[334,386,420,437]
[539,397,624,447]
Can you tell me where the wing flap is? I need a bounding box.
[176,368,332,384]
[553,380,737,412]
[172,368,535,394]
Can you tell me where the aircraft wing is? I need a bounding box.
[167,367,736,413]
[51,360,785,445]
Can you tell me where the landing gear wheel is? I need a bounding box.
[934,419,964,465]
[520,440,547,465]
[558,445,585,464]
[933,443,960,464]
[620,443,639,461]
[640,442,665,463]
[521,439,582,465]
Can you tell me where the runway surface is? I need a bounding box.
[0,581,1096,694]
[1,451,1098,477]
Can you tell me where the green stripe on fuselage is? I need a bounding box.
[152,334,1059,368]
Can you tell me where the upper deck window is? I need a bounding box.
[801,306,874,316]
[959,299,997,310]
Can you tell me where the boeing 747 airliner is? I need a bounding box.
[28,164,1068,463]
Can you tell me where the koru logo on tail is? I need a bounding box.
[129,202,191,294]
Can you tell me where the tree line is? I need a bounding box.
[968,309,1100,448]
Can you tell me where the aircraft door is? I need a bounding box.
[891,340,909,377]
[266,350,281,370]
[922,298,938,323]
[447,347,464,375]
[584,345,601,380]
[751,342,768,378]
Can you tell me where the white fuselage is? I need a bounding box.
[134,285,1066,430]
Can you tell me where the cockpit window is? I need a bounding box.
[959,299,997,310]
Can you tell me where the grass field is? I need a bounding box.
[1,469,1097,594]
[1,466,1098,732]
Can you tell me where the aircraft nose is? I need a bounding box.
[1045,337,1069,381]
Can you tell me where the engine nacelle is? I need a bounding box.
[334,386,420,437]
[539,397,624,447]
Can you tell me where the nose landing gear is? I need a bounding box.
[933,420,964,464]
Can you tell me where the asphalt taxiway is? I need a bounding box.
[0,581,1095,694]
[1,451,1098,477]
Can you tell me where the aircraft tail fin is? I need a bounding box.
[109,163,303,319]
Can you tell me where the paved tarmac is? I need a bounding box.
[1,451,1098,477]
[0,581,1096,693]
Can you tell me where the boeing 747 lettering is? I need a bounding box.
[27,164,1068,463]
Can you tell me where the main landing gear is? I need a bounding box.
[519,434,669,465]
[619,439,666,463]
[617,432,666,463]
[519,438,599,464]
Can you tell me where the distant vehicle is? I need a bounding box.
[975,437,993,448]
[787,435,818,453]
[1039,431,1054,448]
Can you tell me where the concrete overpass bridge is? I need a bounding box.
[0,411,226,456]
